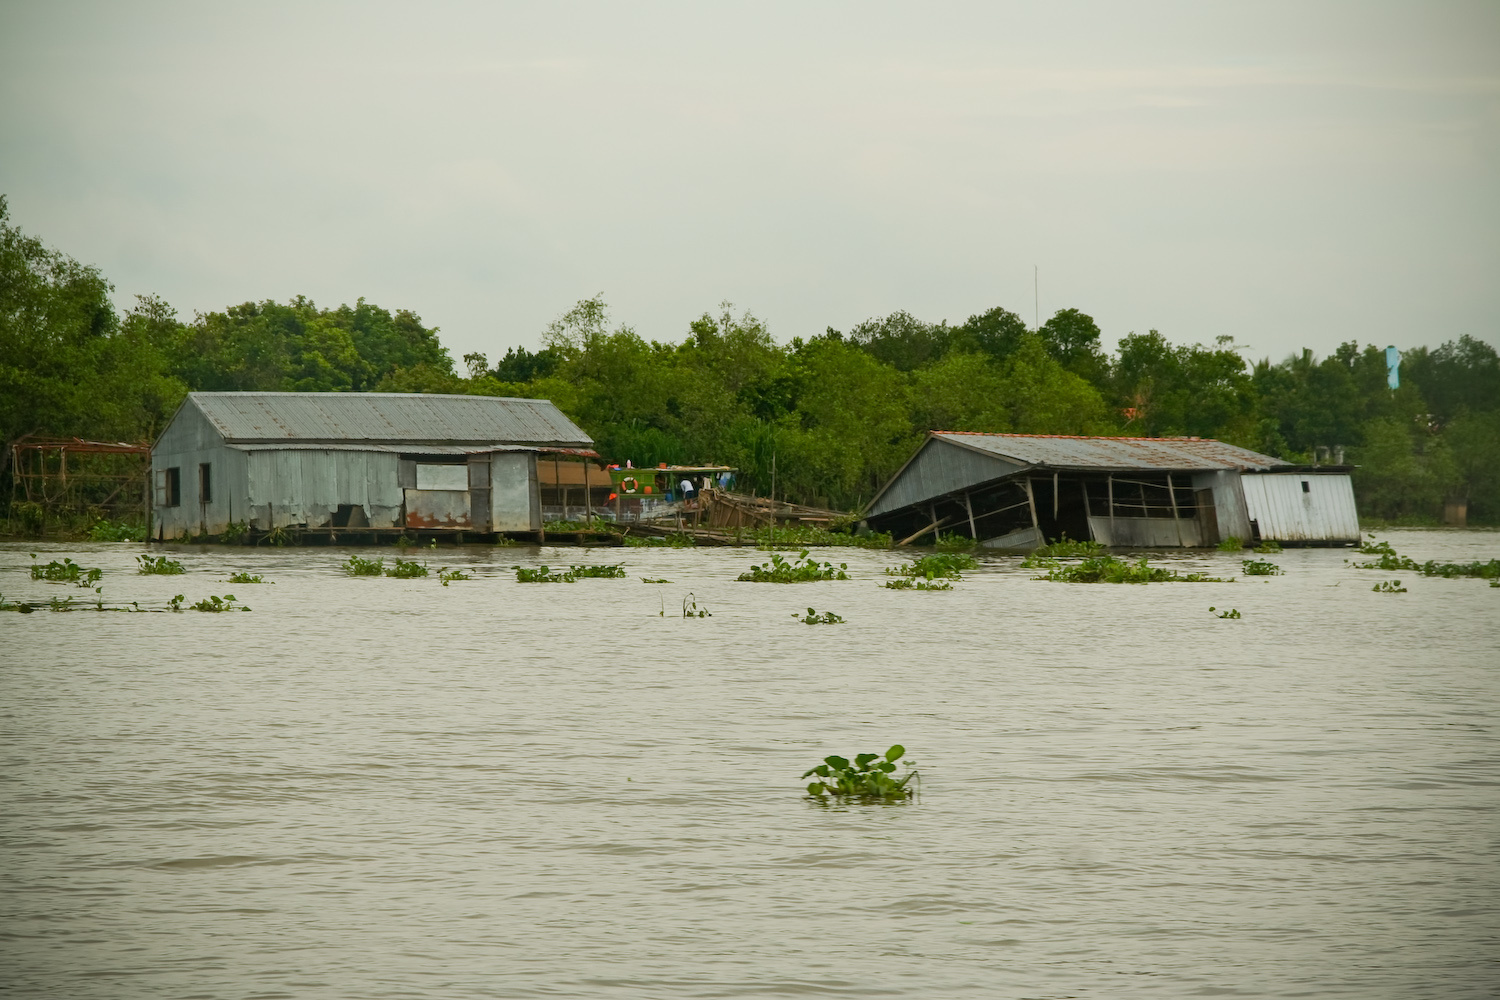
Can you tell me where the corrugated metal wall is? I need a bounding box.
[1241,473,1360,544]
[245,450,404,530]
[866,438,1020,518]
[151,403,248,539]
[1191,470,1252,541]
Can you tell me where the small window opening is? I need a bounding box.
[1301,480,1311,494]
[160,467,181,507]
[198,463,212,503]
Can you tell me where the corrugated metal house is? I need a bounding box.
[864,432,1360,549]
[150,392,595,541]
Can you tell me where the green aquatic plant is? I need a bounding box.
[437,567,472,586]
[742,525,893,549]
[30,556,104,586]
[793,607,844,624]
[1241,559,1283,576]
[385,558,429,578]
[1253,539,1283,554]
[515,565,573,583]
[1216,536,1245,552]
[343,555,384,576]
[1352,542,1500,581]
[621,533,696,548]
[136,554,185,575]
[803,745,917,801]
[189,594,251,612]
[886,552,977,581]
[1210,606,1242,619]
[167,594,185,611]
[226,572,268,584]
[933,532,976,552]
[220,520,250,544]
[570,563,627,579]
[1372,579,1407,593]
[87,519,146,542]
[1035,555,1228,584]
[737,550,849,583]
[1032,537,1106,558]
[882,577,952,591]
[682,593,712,617]
[263,525,290,547]
[640,576,671,584]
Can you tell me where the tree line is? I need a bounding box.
[3,196,1496,524]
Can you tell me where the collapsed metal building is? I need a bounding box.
[863,432,1360,549]
[150,392,596,541]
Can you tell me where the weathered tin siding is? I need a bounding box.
[1088,516,1208,547]
[866,438,1020,519]
[245,449,404,530]
[491,452,538,531]
[1241,473,1360,545]
[151,402,249,539]
[1191,470,1252,542]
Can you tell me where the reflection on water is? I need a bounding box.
[2,530,1497,998]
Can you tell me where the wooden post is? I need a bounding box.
[1024,478,1039,536]
[553,454,561,521]
[1052,471,1059,519]
[964,491,977,538]
[1080,479,1092,541]
[584,460,593,523]
[1167,472,1185,546]
[1107,475,1115,530]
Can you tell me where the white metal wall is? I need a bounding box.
[244,450,404,530]
[150,402,248,539]
[1241,473,1360,544]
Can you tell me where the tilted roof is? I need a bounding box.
[184,392,592,447]
[932,432,1284,472]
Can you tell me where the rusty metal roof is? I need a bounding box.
[187,392,592,447]
[932,432,1285,471]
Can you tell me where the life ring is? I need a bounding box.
[620,476,639,494]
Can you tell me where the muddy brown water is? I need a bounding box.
[2,530,1497,998]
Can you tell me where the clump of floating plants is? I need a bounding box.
[1372,579,1408,594]
[570,564,627,579]
[1353,541,1500,582]
[226,572,269,584]
[30,555,104,586]
[1241,559,1283,576]
[737,550,849,583]
[803,745,917,802]
[136,554,185,575]
[1253,539,1283,553]
[385,558,428,579]
[514,563,627,583]
[932,532,976,552]
[640,576,671,584]
[1210,606,1242,619]
[342,555,385,576]
[884,552,976,589]
[437,567,472,586]
[1216,536,1245,552]
[1033,554,1228,584]
[682,593,712,617]
[793,607,844,624]
[186,594,251,612]
[1031,537,1105,558]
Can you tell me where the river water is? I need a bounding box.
[2,529,1497,998]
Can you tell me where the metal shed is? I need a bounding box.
[149,392,595,541]
[864,432,1359,549]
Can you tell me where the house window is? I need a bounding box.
[157,467,182,507]
[199,463,213,503]
[1301,480,1311,494]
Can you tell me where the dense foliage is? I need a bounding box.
[4,197,1497,524]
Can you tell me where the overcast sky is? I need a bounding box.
[2,1,1496,364]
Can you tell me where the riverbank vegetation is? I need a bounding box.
[4,197,1498,536]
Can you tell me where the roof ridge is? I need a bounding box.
[933,430,1207,442]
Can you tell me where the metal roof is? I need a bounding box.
[932,432,1286,472]
[186,392,592,447]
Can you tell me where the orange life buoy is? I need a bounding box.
[620,476,639,494]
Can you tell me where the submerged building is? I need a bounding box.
[150,392,596,540]
[863,432,1360,549]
